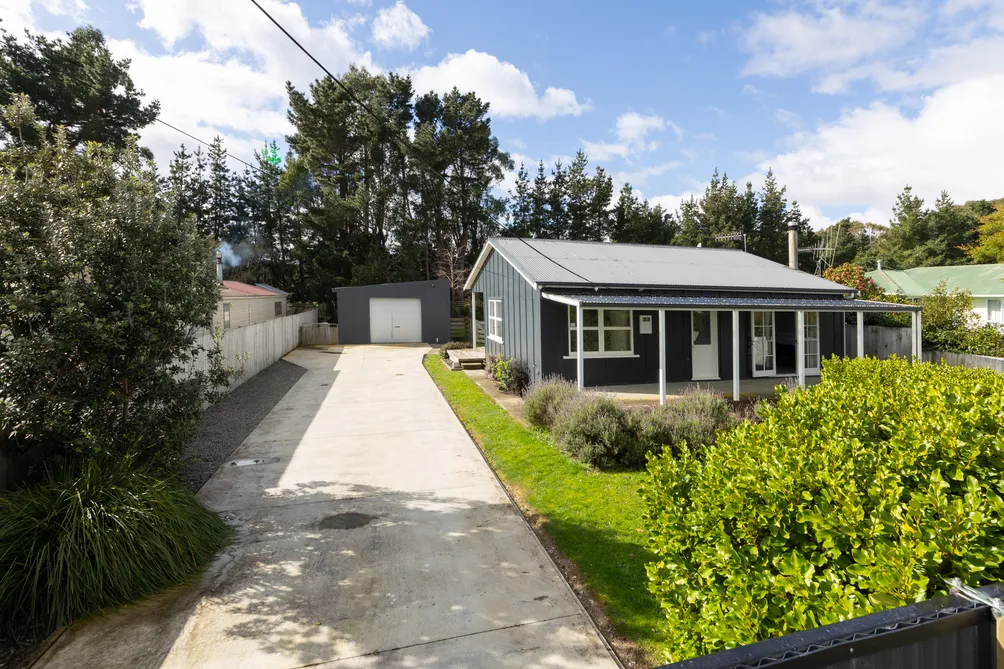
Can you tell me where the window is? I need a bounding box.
[223,303,231,330]
[804,311,820,371]
[488,299,503,342]
[275,301,283,317]
[568,307,633,356]
[989,299,1002,325]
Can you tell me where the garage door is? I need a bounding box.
[369,298,422,343]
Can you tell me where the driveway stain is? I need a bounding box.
[318,512,378,530]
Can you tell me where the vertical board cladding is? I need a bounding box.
[474,250,543,382]
[334,280,451,345]
[819,311,845,359]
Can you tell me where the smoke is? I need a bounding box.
[219,241,254,267]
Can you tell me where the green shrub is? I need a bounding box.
[641,356,1004,662]
[439,341,468,360]
[553,393,640,468]
[523,376,578,429]
[0,458,232,632]
[492,355,529,394]
[631,389,735,458]
[484,353,499,380]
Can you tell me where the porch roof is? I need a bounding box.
[540,292,921,312]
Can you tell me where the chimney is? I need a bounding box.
[216,251,224,285]
[787,221,798,269]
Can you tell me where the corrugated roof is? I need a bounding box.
[866,264,1004,297]
[221,280,284,298]
[542,293,921,312]
[477,238,852,294]
[255,283,289,296]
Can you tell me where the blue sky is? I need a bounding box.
[6,0,1004,229]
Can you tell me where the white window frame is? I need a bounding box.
[274,301,283,318]
[487,298,503,343]
[803,311,821,376]
[565,306,638,359]
[989,299,1003,325]
[223,303,231,330]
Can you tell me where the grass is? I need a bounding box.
[423,355,664,664]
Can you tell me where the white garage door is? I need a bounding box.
[369,298,422,343]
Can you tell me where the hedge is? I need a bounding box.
[641,356,1004,662]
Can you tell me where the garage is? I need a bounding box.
[369,298,422,343]
[334,280,451,345]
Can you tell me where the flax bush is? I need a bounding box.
[642,356,1004,662]
[523,376,578,430]
[0,457,232,633]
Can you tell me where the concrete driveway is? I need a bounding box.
[36,345,619,669]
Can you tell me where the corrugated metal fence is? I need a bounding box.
[658,584,1002,669]
[191,309,317,391]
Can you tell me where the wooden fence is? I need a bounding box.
[923,350,1004,372]
[192,309,317,391]
[300,322,338,346]
[844,324,1004,372]
[449,317,484,345]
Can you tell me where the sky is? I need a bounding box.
[4,0,1004,230]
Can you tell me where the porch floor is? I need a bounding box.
[603,375,820,403]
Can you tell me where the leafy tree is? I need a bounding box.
[0,27,159,150]
[0,103,228,471]
[874,187,979,269]
[822,263,882,299]
[610,184,676,245]
[963,204,1004,263]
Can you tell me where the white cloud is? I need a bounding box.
[0,0,84,33]
[697,30,717,45]
[774,108,801,129]
[649,190,701,214]
[741,83,762,95]
[409,49,588,120]
[613,161,682,188]
[741,1,922,77]
[581,111,679,162]
[371,0,430,50]
[112,0,378,169]
[751,75,1004,229]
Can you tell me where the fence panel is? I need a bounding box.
[300,323,338,346]
[924,350,1004,372]
[190,309,318,391]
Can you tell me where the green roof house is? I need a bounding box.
[866,263,1004,325]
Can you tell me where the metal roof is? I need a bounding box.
[221,280,285,298]
[465,238,853,294]
[542,293,921,312]
[867,264,1004,297]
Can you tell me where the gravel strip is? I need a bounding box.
[180,359,307,490]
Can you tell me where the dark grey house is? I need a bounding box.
[335,280,451,345]
[463,238,921,402]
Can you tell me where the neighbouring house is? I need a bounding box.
[214,280,289,330]
[463,236,920,402]
[334,280,451,345]
[866,263,1004,325]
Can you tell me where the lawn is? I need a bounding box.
[423,355,664,665]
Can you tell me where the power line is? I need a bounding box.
[245,0,474,199]
[153,118,263,173]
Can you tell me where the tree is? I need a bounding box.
[822,263,882,299]
[963,204,1004,264]
[206,136,234,240]
[0,102,227,470]
[0,27,159,150]
[506,163,533,237]
[872,186,979,269]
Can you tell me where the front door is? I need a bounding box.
[691,310,719,380]
[752,310,776,377]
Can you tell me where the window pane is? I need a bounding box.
[603,309,631,327]
[584,330,600,352]
[583,309,599,327]
[990,300,1002,323]
[604,329,632,352]
[692,311,711,346]
[568,306,577,326]
[570,332,576,353]
[805,312,818,326]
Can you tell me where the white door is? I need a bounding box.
[691,311,719,380]
[752,311,776,377]
[804,311,820,375]
[369,298,422,343]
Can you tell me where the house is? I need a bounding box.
[463,236,920,402]
[866,263,1004,326]
[214,280,288,329]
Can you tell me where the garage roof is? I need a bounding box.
[464,238,852,295]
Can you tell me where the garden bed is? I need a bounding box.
[423,354,662,668]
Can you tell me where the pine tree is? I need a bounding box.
[206,136,233,240]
